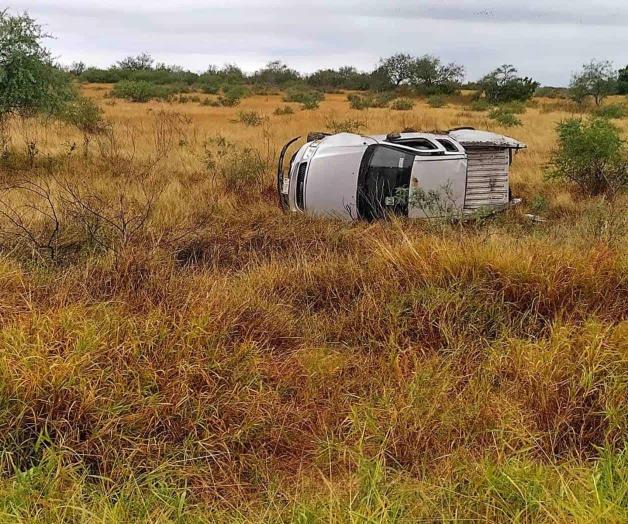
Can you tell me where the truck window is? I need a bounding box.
[397,138,438,151]
[436,139,459,152]
[357,146,415,220]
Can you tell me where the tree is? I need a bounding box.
[69,61,86,76]
[116,52,154,71]
[378,53,415,87]
[201,63,245,85]
[570,60,617,106]
[0,10,75,119]
[480,65,538,103]
[307,66,371,90]
[252,60,300,86]
[409,55,464,94]
[547,117,626,196]
[616,65,627,95]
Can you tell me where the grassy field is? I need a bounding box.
[0,86,626,522]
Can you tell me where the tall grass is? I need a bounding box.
[0,87,626,521]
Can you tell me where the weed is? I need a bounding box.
[390,98,414,111]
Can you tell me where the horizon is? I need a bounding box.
[6,1,628,87]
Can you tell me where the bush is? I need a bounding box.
[110,80,173,102]
[60,96,106,134]
[427,94,446,108]
[535,86,569,99]
[222,147,267,192]
[238,110,265,127]
[390,98,414,111]
[200,98,220,107]
[347,92,394,110]
[218,94,240,107]
[500,101,527,114]
[0,12,76,119]
[325,117,366,134]
[301,100,319,110]
[79,67,122,83]
[217,84,250,107]
[593,104,626,119]
[348,94,370,110]
[273,105,294,116]
[199,82,220,95]
[480,65,538,103]
[469,99,490,111]
[489,107,523,127]
[283,86,324,107]
[547,117,627,195]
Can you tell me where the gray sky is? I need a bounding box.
[7,0,628,85]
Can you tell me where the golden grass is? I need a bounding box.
[0,86,626,522]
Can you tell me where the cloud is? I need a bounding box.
[7,0,628,85]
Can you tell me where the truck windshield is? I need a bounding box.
[357,146,415,220]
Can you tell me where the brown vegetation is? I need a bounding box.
[0,87,626,522]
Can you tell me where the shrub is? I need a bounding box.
[300,97,320,110]
[469,99,490,111]
[347,92,394,110]
[325,117,366,134]
[489,107,523,127]
[547,117,627,195]
[348,94,370,110]
[273,105,294,116]
[79,67,122,83]
[0,11,76,118]
[218,84,249,107]
[371,92,396,107]
[390,98,414,111]
[200,98,220,107]
[110,80,173,102]
[427,94,446,108]
[238,110,265,127]
[221,146,267,192]
[500,101,527,114]
[535,86,569,99]
[593,104,626,119]
[283,86,324,106]
[60,96,106,135]
[251,84,280,96]
[480,65,539,103]
[199,82,220,95]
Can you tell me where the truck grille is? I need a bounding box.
[464,148,509,212]
[296,162,308,210]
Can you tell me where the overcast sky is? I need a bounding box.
[6,0,628,85]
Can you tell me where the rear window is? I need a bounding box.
[436,139,459,152]
[398,139,438,151]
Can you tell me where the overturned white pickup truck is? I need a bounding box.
[277,129,525,220]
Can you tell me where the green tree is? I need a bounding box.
[547,117,626,196]
[252,60,300,86]
[116,52,154,71]
[409,55,464,94]
[480,65,538,103]
[569,60,617,106]
[616,65,628,95]
[378,53,415,87]
[0,10,75,119]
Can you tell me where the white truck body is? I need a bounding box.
[277,129,525,220]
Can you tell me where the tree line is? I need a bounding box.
[71,52,627,106]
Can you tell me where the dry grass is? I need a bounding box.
[0,86,626,522]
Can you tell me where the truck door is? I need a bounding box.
[408,154,467,218]
[356,145,416,220]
